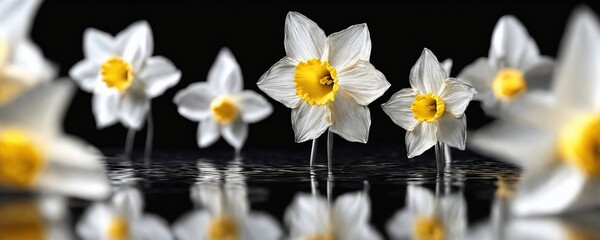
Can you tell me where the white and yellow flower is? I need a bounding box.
[69,21,181,130]
[469,8,600,215]
[457,15,553,116]
[77,186,174,240]
[173,162,282,240]
[0,81,110,200]
[174,48,272,151]
[286,192,381,240]
[0,0,56,106]
[387,185,467,240]
[257,11,390,143]
[382,49,476,158]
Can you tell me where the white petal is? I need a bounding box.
[407,185,435,217]
[221,118,248,150]
[9,40,56,84]
[284,194,329,238]
[69,60,99,92]
[512,165,586,216]
[118,91,149,130]
[172,210,211,240]
[552,8,600,112]
[76,203,112,240]
[0,0,42,40]
[409,48,447,94]
[236,90,273,123]
[337,60,390,105]
[39,135,110,200]
[257,57,300,108]
[505,90,564,130]
[291,102,330,143]
[83,28,115,63]
[173,83,215,121]
[327,24,371,71]
[386,209,412,240]
[441,59,453,76]
[197,118,220,148]
[438,78,476,117]
[347,225,382,240]
[333,192,370,240]
[456,57,496,98]
[208,47,243,94]
[92,86,120,129]
[439,193,467,239]
[122,21,153,70]
[405,122,437,158]
[284,11,327,62]
[523,57,554,91]
[131,214,174,240]
[112,187,144,219]
[381,88,419,131]
[436,115,467,150]
[242,212,283,240]
[329,92,370,143]
[489,15,541,70]
[137,56,181,98]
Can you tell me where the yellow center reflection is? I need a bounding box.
[411,93,445,122]
[491,68,527,101]
[0,129,44,188]
[307,232,335,240]
[108,216,130,240]
[206,216,239,240]
[559,114,600,177]
[0,201,46,240]
[414,217,445,240]
[294,58,339,106]
[210,96,239,125]
[101,56,134,92]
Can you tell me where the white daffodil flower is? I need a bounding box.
[0,0,56,106]
[77,186,174,240]
[286,192,381,240]
[257,11,390,143]
[457,15,554,117]
[174,48,272,151]
[382,49,476,158]
[173,162,282,240]
[0,81,110,200]
[0,198,73,240]
[387,185,467,240]
[469,8,600,215]
[69,21,181,130]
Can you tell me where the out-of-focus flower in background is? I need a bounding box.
[0,81,110,200]
[387,185,467,240]
[469,7,600,215]
[69,21,181,130]
[0,0,56,106]
[458,15,554,117]
[286,191,381,240]
[257,11,390,144]
[77,186,173,240]
[382,49,476,158]
[173,161,282,240]
[174,48,272,151]
[0,198,73,240]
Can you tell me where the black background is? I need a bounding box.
[29,0,600,151]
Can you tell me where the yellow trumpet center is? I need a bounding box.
[294,58,339,106]
[210,96,239,125]
[411,93,446,122]
[414,217,445,240]
[492,68,527,101]
[308,232,335,240]
[101,57,134,92]
[206,216,239,240]
[0,129,44,188]
[0,202,46,240]
[108,216,130,240]
[558,114,600,177]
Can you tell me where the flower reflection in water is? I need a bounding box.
[0,197,72,240]
[173,159,282,240]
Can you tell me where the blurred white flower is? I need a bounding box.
[457,15,554,117]
[69,21,181,130]
[469,8,600,215]
[382,49,476,158]
[0,198,73,240]
[77,186,173,240]
[174,48,272,151]
[387,185,467,240]
[173,162,281,240]
[0,81,109,200]
[286,192,381,240]
[0,0,56,106]
[257,11,390,143]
